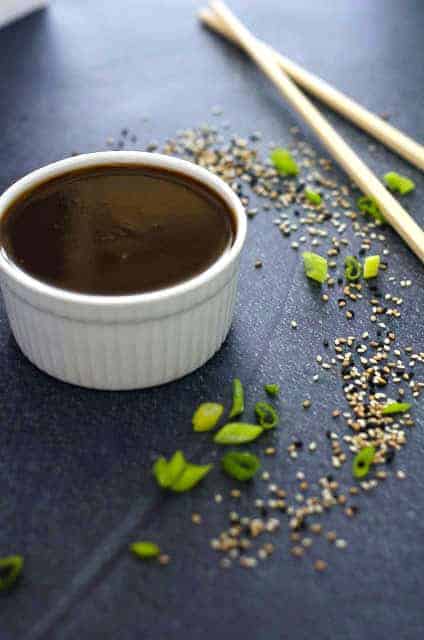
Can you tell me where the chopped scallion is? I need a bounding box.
[382,402,411,415]
[384,171,415,195]
[229,378,244,419]
[264,383,280,396]
[303,251,328,284]
[363,255,380,279]
[344,256,362,282]
[352,446,375,479]
[0,555,23,592]
[255,401,279,430]
[270,148,299,176]
[153,450,186,489]
[192,402,224,432]
[357,195,385,223]
[221,451,261,481]
[171,462,213,492]
[130,542,160,559]
[214,423,263,445]
[304,189,322,205]
[153,451,212,492]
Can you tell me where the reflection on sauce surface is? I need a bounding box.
[1,165,234,295]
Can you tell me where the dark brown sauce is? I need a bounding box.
[0,164,235,295]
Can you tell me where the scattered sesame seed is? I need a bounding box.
[310,523,322,535]
[265,447,277,456]
[135,123,422,575]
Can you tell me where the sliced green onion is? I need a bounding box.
[254,401,279,430]
[221,451,261,481]
[192,402,224,432]
[344,256,362,282]
[303,251,328,284]
[363,255,380,279]
[382,402,411,415]
[384,171,415,195]
[304,188,322,205]
[130,541,160,559]
[357,196,385,223]
[352,446,375,479]
[153,451,212,492]
[214,423,263,445]
[264,383,280,396]
[229,378,244,419]
[153,450,186,489]
[0,555,24,592]
[171,462,213,492]
[270,148,299,176]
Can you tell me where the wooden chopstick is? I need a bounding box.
[199,7,424,172]
[200,1,424,264]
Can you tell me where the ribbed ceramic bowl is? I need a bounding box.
[0,152,247,389]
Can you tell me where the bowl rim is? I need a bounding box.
[0,151,247,308]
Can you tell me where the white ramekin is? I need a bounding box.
[0,152,246,390]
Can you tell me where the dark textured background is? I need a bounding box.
[0,1,423,639]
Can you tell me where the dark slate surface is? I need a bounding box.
[0,1,423,638]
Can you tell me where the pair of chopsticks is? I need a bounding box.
[199,1,424,264]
